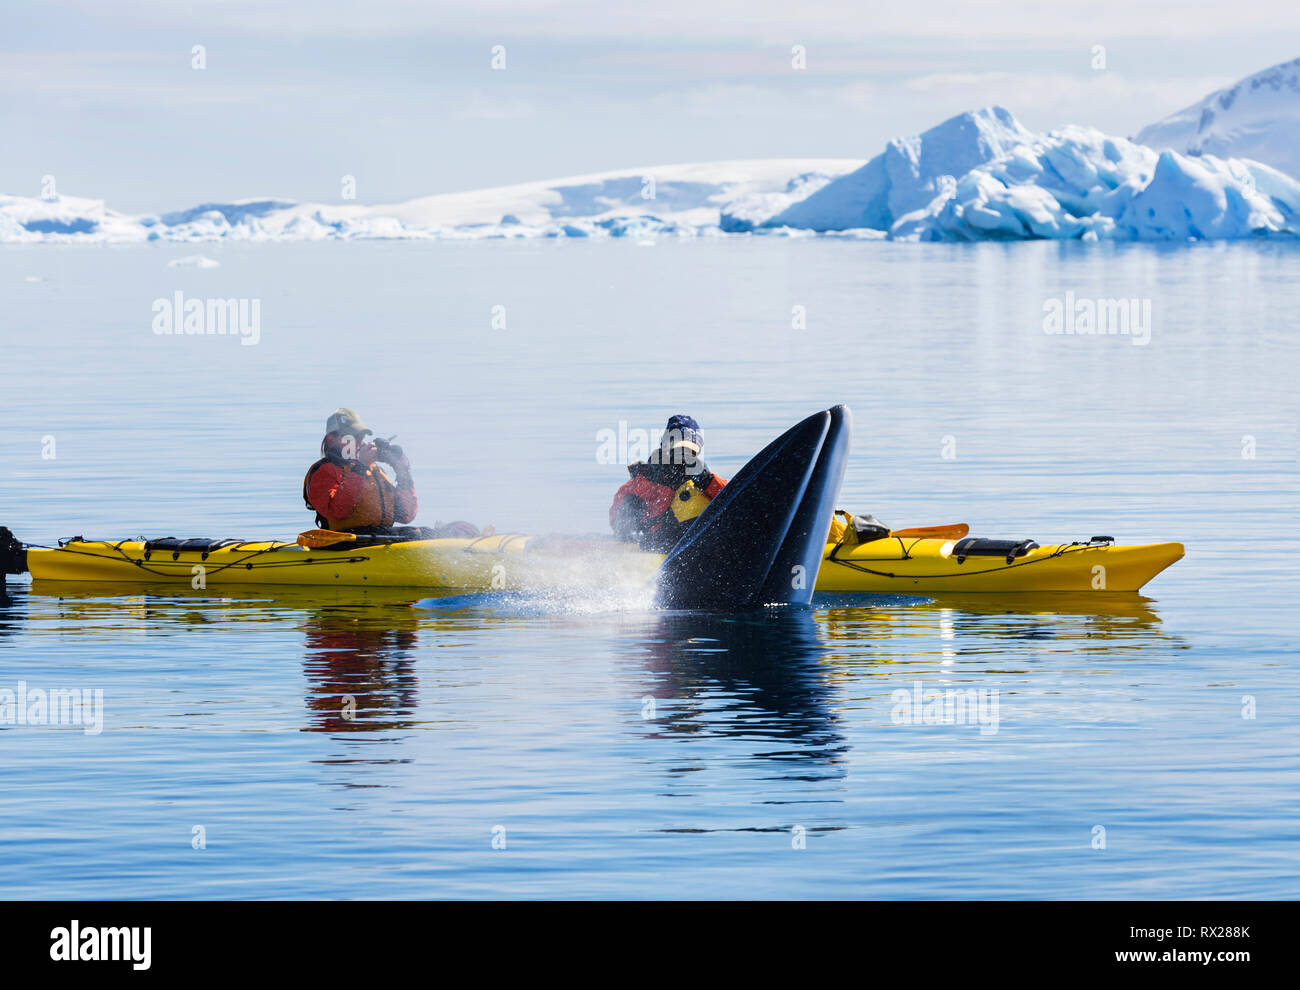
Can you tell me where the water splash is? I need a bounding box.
[412,580,657,617]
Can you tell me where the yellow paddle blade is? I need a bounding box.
[890,524,970,540]
[297,529,357,549]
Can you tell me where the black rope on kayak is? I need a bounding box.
[827,533,922,566]
[175,553,374,573]
[460,533,529,554]
[32,539,372,578]
[824,540,1083,582]
[29,543,205,579]
[124,539,308,577]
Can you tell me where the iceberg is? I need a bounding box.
[765,106,1033,232]
[768,109,1300,241]
[0,193,141,243]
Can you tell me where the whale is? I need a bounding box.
[654,405,851,610]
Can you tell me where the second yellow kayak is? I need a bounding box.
[815,536,1183,593]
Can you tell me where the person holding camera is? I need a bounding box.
[302,408,419,533]
[609,414,727,552]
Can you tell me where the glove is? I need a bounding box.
[611,494,647,542]
[374,438,410,471]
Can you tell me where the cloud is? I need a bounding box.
[640,79,881,120]
[452,91,538,120]
[34,0,1300,43]
[900,70,1241,131]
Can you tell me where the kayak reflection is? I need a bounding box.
[813,591,1184,681]
[0,581,19,637]
[300,599,420,733]
[818,592,1169,643]
[634,607,845,769]
[14,581,429,732]
[11,581,1183,747]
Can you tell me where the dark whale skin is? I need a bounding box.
[654,406,851,610]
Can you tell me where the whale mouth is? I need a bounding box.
[654,406,852,611]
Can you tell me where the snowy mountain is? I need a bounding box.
[754,107,1300,241]
[0,160,860,244]
[1136,57,1300,181]
[5,103,1299,244]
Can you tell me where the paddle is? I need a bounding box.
[297,529,358,549]
[890,524,970,540]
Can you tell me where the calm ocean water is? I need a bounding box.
[1,239,1296,898]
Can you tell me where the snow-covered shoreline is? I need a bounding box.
[0,160,862,246]
[7,96,1300,244]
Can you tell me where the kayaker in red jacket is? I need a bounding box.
[610,414,726,551]
[303,408,418,532]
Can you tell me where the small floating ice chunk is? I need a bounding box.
[167,255,221,268]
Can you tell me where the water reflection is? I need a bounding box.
[634,607,846,772]
[299,601,420,733]
[13,582,429,733]
[12,581,1185,751]
[0,582,18,636]
[815,592,1183,672]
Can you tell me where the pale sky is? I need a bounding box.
[5,0,1300,211]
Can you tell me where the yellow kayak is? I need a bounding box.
[816,535,1184,593]
[20,530,1181,594]
[23,533,661,590]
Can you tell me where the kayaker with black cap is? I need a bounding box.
[303,408,419,533]
[610,414,727,551]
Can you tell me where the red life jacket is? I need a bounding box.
[610,455,726,551]
[303,433,417,532]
